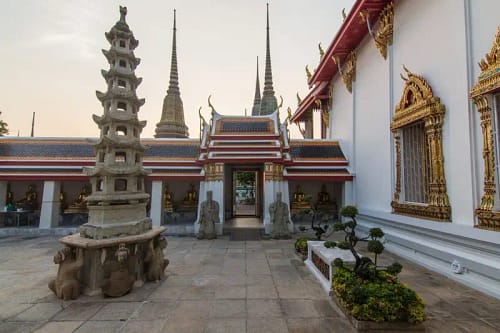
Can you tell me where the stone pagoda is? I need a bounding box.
[154,9,189,138]
[81,5,151,239]
[52,6,167,297]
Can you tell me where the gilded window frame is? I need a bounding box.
[390,66,451,221]
[470,27,500,231]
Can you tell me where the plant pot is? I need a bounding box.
[329,291,426,331]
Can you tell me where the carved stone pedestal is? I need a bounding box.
[59,227,166,296]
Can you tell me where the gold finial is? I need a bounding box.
[400,64,412,81]
[306,65,312,81]
[296,92,302,105]
[198,106,205,123]
[314,99,322,109]
[342,8,347,21]
[244,108,247,116]
[208,95,216,115]
[318,43,325,59]
[287,107,293,123]
[278,95,284,110]
[402,64,412,76]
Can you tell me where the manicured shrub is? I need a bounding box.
[333,267,426,324]
[325,205,426,324]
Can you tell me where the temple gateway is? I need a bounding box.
[1,0,500,300]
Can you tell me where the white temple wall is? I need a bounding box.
[353,34,392,212]
[392,0,474,225]
[349,0,500,299]
[329,74,354,163]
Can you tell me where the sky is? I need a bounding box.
[0,0,355,139]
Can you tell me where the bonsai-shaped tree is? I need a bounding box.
[298,206,335,240]
[324,205,402,279]
[325,206,426,324]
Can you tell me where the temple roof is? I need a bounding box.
[0,137,351,180]
[292,0,391,122]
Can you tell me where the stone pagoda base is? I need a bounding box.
[81,203,152,239]
[59,227,165,296]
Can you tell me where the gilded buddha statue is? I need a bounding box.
[291,185,311,211]
[316,184,337,213]
[180,184,198,211]
[65,185,91,213]
[16,184,38,210]
[163,185,173,212]
[317,184,330,204]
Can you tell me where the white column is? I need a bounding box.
[342,181,355,221]
[150,180,164,227]
[39,181,61,229]
[0,181,7,208]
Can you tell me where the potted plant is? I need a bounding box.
[325,205,426,330]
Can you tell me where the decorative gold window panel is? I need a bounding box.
[402,122,430,204]
[391,66,451,221]
[470,27,500,231]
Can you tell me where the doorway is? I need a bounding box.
[233,170,258,216]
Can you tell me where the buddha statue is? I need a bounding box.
[184,184,198,204]
[65,185,91,213]
[16,185,38,210]
[317,184,330,204]
[291,185,311,211]
[316,184,337,214]
[163,185,173,212]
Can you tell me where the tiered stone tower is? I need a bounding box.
[53,7,167,298]
[81,6,152,239]
[154,9,189,138]
[259,4,278,116]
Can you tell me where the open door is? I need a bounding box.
[233,170,258,216]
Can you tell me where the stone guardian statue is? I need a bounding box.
[197,190,219,239]
[49,247,84,300]
[144,236,169,281]
[269,192,291,239]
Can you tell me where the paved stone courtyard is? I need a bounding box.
[0,234,499,333]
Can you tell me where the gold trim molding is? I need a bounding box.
[374,2,393,60]
[360,2,393,60]
[332,51,356,93]
[391,66,451,221]
[204,163,224,182]
[264,162,284,181]
[470,27,500,231]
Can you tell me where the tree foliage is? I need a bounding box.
[0,112,8,136]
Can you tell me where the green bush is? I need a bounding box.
[333,267,426,324]
[294,238,311,256]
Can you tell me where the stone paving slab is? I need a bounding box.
[0,235,499,332]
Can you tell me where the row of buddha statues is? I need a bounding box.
[5,185,39,211]
[163,184,199,212]
[6,183,334,214]
[291,184,337,213]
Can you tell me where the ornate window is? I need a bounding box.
[391,66,450,221]
[470,27,500,231]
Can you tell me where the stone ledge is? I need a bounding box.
[60,226,166,249]
[304,241,355,293]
